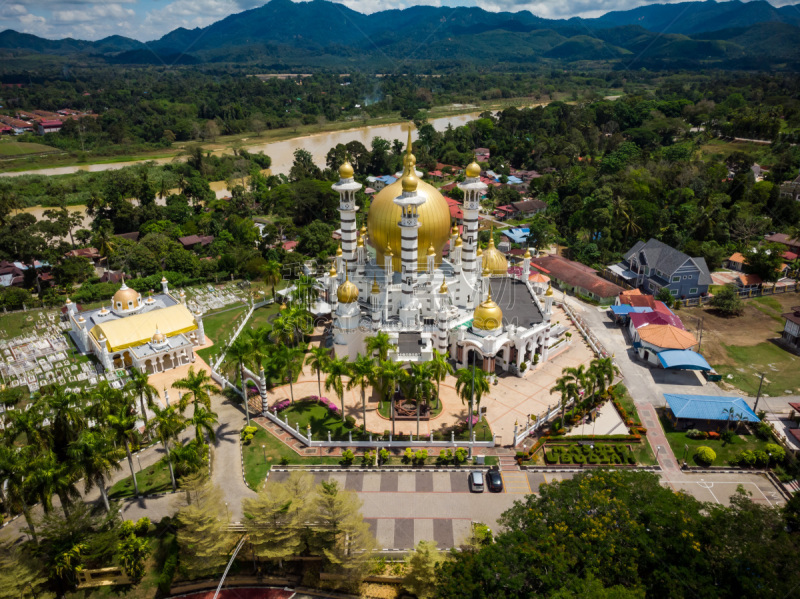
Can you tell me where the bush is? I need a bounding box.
[764,443,786,463]
[362,450,376,466]
[379,448,390,464]
[345,415,357,428]
[454,447,468,464]
[686,429,707,440]
[241,425,258,444]
[754,450,769,468]
[755,421,773,440]
[720,430,734,445]
[135,517,151,536]
[403,447,414,464]
[694,446,716,466]
[341,449,355,465]
[734,450,756,467]
[414,449,428,464]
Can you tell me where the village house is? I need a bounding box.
[780,174,800,202]
[65,247,102,265]
[511,199,547,217]
[178,235,214,250]
[725,252,746,271]
[781,306,800,348]
[765,233,800,254]
[530,254,624,305]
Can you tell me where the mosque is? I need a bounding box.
[65,276,205,374]
[319,128,564,375]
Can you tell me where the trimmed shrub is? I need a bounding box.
[754,450,769,468]
[694,446,716,466]
[764,443,786,463]
[545,451,559,464]
[735,450,756,468]
[454,447,468,464]
[686,429,707,440]
[379,448,390,464]
[345,415,357,428]
[341,449,355,465]
[414,449,428,464]
[403,447,414,464]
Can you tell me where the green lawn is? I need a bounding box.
[714,342,800,396]
[108,458,174,499]
[0,141,60,156]
[750,297,785,323]
[280,402,361,440]
[377,398,444,420]
[659,411,774,467]
[196,304,248,364]
[455,417,493,441]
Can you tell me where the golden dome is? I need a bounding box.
[473,290,503,331]
[329,263,337,277]
[371,277,380,294]
[482,236,508,275]
[546,283,554,296]
[401,173,419,193]
[451,224,458,237]
[385,242,393,257]
[427,242,436,256]
[112,279,141,310]
[476,247,483,257]
[368,126,450,272]
[439,279,449,293]
[524,247,532,259]
[337,275,359,304]
[336,244,343,257]
[339,160,354,179]
[359,223,367,237]
[357,235,365,248]
[466,161,481,178]
[455,235,463,248]
[152,327,166,343]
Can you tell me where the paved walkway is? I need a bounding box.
[565,401,626,437]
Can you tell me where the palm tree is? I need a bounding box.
[455,361,491,446]
[1,446,40,542]
[347,354,376,429]
[365,331,396,362]
[173,366,216,416]
[246,326,273,395]
[563,364,588,411]
[587,357,619,401]
[274,344,306,404]
[261,259,282,295]
[40,384,85,460]
[723,406,736,431]
[324,356,350,422]
[428,349,454,410]
[401,362,436,438]
[126,367,158,428]
[378,360,404,436]
[225,336,253,426]
[107,405,141,498]
[551,375,579,430]
[169,440,206,478]
[190,405,219,445]
[92,227,115,268]
[305,346,330,397]
[68,430,123,513]
[88,380,124,422]
[147,404,186,492]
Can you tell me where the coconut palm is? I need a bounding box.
[273,344,306,404]
[587,357,619,401]
[225,335,253,426]
[169,440,206,478]
[378,359,405,436]
[106,405,141,498]
[305,346,330,397]
[401,362,436,438]
[147,404,186,492]
[347,354,376,429]
[551,375,579,430]
[1,445,40,542]
[173,366,216,416]
[324,356,350,422]
[68,430,123,513]
[125,367,159,427]
[365,331,396,362]
[190,405,219,445]
[39,384,85,459]
[428,349,454,410]
[261,259,282,295]
[455,362,491,446]
[246,326,273,393]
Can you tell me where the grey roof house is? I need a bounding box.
[610,239,712,299]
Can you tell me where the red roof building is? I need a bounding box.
[530,255,624,304]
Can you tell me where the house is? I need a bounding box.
[779,174,800,202]
[282,240,298,252]
[115,231,140,242]
[616,292,673,315]
[178,235,214,249]
[493,205,515,220]
[474,148,490,162]
[511,199,546,217]
[530,255,624,305]
[427,170,444,180]
[445,197,463,222]
[628,311,686,340]
[636,325,697,364]
[736,273,762,291]
[725,252,746,272]
[751,163,770,182]
[37,120,62,135]
[501,228,529,245]
[781,306,800,347]
[765,233,800,254]
[0,261,26,287]
[99,270,125,284]
[663,394,759,429]
[613,238,712,299]
[65,247,101,264]
[366,175,397,191]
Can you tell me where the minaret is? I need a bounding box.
[394,170,426,325]
[357,232,366,279]
[384,243,393,283]
[426,242,436,277]
[194,308,205,344]
[544,282,554,319]
[332,160,362,275]
[523,248,532,280]
[161,275,169,294]
[335,243,343,278]
[179,289,186,305]
[453,235,463,276]
[437,279,449,353]
[458,159,487,279]
[370,277,381,330]
[328,263,339,312]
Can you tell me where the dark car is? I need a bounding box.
[486,470,503,493]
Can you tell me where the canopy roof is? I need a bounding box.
[657,350,711,371]
[90,304,197,352]
[664,394,759,423]
[637,324,696,350]
[610,305,653,316]
[630,311,685,330]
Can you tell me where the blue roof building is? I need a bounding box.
[501,228,529,244]
[663,394,759,424]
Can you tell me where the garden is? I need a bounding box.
[544,443,637,465]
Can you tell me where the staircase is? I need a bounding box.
[498,454,520,472]
[784,479,800,495]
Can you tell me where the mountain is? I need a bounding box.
[1,0,799,69]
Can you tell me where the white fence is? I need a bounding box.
[559,300,609,358]
[212,299,270,370]
[513,401,574,447]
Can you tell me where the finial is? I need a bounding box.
[406,123,413,156]
[386,242,393,257]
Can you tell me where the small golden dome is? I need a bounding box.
[65,298,72,304]
[473,291,503,331]
[427,242,436,256]
[451,224,458,237]
[371,277,380,294]
[482,267,491,277]
[401,173,419,193]
[546,283,553,296]
[482,236,508,275]
[439,279,449,294]
[78,315,85,323]
[329,263,337,277]
[337,275,359,304]
[385,242,393,257]
[161,276,167,283]
[466,161,481,178]
[476,247,483,257]
[357,235,365,248]
[152,327,166,343]
[280,302,287,310]
[339,160,354,179]
[524,247,532,259]
[455,235,463,247]
[359,223,367,237]
[336,244,343,257]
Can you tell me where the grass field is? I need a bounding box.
[659,410,774,467]
[0,141,61,157]
[698,138,771,162]
[714,342,800,396]
[108,458,174,499]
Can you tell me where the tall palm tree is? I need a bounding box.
[324,356,350,422]
[147,404,186,492]
[173,366,216,417]
[225,335,253,426]
[169,440,205,478]
[305,346,330,397]
[347,354,376,429]
[40,384,85,460]
[68,430,123,513]
[270,312,297,347]
[455,361,491,446]
[190,405,218,445]
[247,326,273,394]
[401,362,435,438]
[551,375,579,430]
[261,259,282,296]
[563,364,588,409]
[126,367,159,428]
[274,344,306,404]
[428,349,454,410]
[378,360,404,436]
[1,445,39,542]
[107,405,141,498]
[88,381,125,423]
[365,331,396,362]
[587,357,619,401]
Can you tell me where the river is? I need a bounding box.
[1,111,482,179]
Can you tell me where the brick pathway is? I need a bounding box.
[637,403,680,472]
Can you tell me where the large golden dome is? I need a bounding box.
[473,290,503,331]
[482,236,508,275]
[368,126,451,272]
[112,278,141,311]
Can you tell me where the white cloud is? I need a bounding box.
[53,4,135,23]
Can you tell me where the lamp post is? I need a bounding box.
[261,444,267,467]
[137,455,143,473]
[224,502,229,521]
[656,446,662,462]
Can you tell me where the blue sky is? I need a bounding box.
[0,0,793,41]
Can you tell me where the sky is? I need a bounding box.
[0,0,794,42]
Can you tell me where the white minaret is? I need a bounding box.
[544,283,554,318]
[194,308,205,344]
[458,160,487,279]
[453,235,463,276]
[357,232,366,280]
[426,242,436,277]
[328,263,339,310]
[394,171,426,326]
[523,248,532,280]
[370,277,381,330]
[179,289,186,305]
[161,276,169,294]
[332,160,361,276]
[436,279,449,353]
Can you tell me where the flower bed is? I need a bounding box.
[271,395,340,416]
[544,444,636,465]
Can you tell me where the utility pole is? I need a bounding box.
[753,372,766,413]
[697,316,704,352]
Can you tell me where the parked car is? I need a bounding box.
[469,471,484,493]
[486,469,503,492]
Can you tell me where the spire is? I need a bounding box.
[406,123,413,157]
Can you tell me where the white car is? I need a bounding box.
[469,471,485,493]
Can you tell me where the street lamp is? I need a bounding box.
[137,456,143,473]
[261,444,267,467]
[224,502,229,521]
[656,446,662,461]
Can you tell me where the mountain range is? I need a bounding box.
[1,0,799,68]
